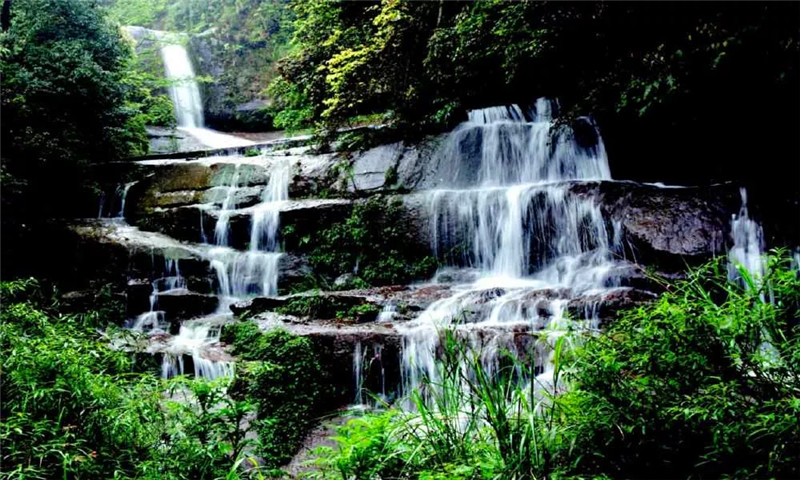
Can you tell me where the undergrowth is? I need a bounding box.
[305,251,800,479]
[0,278,263,479]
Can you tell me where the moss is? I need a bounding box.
[222,322,324,468]
[284,195,438,287]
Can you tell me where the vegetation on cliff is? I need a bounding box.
[0,0,173,278]
[222,322,324,470]
[270,1,799,201]
[0,278,330,478]
[0,279,258,478]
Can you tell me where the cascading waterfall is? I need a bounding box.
[121,158,290,380]
[155,159,290,379]
[160,41,204,129]
[97,181,137,219]
[127,256,182,334]
[208,160,289,304]
[353,342,387,406]
[398,99,623,403]
[728,187,765,285]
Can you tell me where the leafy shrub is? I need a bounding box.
[292,196,437,288]
[308,330,559,479]
[309,252,800,479]
[0,279,260,479]
[223,322,324,468]
[557,252,800,478]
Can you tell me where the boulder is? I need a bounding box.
[566,288,658,328]
[570,181,741,271]
[155,290,219,327]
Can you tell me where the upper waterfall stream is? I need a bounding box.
[131,27,254,149]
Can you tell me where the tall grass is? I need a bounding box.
[309,328,570,479]
[308,251,800,479]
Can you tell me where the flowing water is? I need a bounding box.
[208,159,289,306]
[160,42,204,129]
[155,30,253,149]
[728,187,765,285]
[142,159,289,378]
[396,99,624,403]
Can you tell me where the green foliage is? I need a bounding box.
[104,0,168,27]
[0,278,262,479]
[267,76,314,132]
[272,0,437,130]
[1,0,149,167]
[223,322,324,468]
[557,252,800,478]
[1,0,154,279]
[309,252,800,478]
[291,196,437,288]
[269,0,799,199]
[309,330,558,479]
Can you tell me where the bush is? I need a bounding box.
[292,196,438,288]
[0,279,261,479]
[224,322,325,468]
[308,252,800,479]
[558,252,800,478]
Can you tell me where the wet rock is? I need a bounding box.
[277,254,313,294]
[232,291,384,322]
[566,288,657,328]
[432,268,481,284]
[127,279,154,316]
[155,290,219,329]
[59,289,125,315]
[570,181,741,272]
[334,273,357,289]
[347,142,404,192]
[59,220,215,290]
[230,297,288,317]
[253,319,403,407]
[202,185,264,208]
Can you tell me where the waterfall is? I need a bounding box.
[116,182,136,219]
[97,181,137,219]
[207,160,289,304]
[398,99,622,403]
[160,41,204,129]
[728,187,765,285]
[150,29,254,148]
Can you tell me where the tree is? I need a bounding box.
[1,0,148,277]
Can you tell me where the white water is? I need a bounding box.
[353,341,387,406]
[121,156,290,379]
[150,158,290,378]
[157,32,253,148]
[728,187,765,285]
[160,318,234,380]
[160,42,204,129]
[209,159,289,305]
[398,99,622,403]
[97,182,137,219]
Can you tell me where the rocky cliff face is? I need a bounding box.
[189,33,273,131]
[67,128,749,407]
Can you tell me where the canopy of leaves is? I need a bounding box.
[0,0,165,281]
[270,1,799,208]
